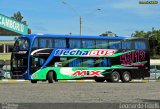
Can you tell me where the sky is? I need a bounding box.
[0,0,160,36]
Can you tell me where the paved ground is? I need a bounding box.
[0,82,159,103]
[0,81,160,109]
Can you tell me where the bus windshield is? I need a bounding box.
[14,38,30,50]
[11,37,30,77]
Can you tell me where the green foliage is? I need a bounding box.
[132,30,146,38]
[0,11,31,35]
[11,11,27,25]
[132,29,160,59]
[11,11,32,34]
[100,31,116,36]
[28,28,32,34]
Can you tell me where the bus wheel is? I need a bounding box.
[121,71,131,82]
[31,80,37,83]
[110,71,120,82]
[95,78,105,82]
[47,71,55,83]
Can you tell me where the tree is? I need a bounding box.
[0,11,31,35]
[11,11,27,25]
[11,11,31,34]
[132,29,160,58]
[132,31,146,38]
[100,31,116,36]
[28,28,31,34]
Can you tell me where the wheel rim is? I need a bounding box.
[112,71,119,81]
[124,71,130,81]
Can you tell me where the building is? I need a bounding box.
[0,36,15,58]
[0,36,15,70]
[0,13,28,70]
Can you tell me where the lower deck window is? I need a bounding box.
[60,57,111,67]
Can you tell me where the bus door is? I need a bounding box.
[30,56,46,74]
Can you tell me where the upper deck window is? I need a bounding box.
[109,40,121,49]
[54,39,66,48]
[32,38,38,48]
[122,41,132,49]
[69,39,81,48]
[14,38,29,50]
[96,40,108,49]
[39,38,47,48]
[82,39,95,48]
[135,41,146,50]
[47,39,53,48]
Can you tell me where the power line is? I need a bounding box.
[61,1,101,36]
[62,1,79,16]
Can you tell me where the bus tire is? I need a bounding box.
[110,70,120,83]
[47,71,55,83]
[121,71,131,82]
[31,80,37,83]
[95,78,105,82]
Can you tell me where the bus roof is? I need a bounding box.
[21,34,144,40]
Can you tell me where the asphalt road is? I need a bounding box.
[0,82,159,109]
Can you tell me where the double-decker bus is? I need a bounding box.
[11,34,150,83]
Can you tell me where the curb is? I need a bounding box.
[59,80,95,83]
[0,79,159,83]
[130,79,160,83]
[0,79,95,83]
[0,79,29,83]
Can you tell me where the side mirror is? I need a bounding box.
[55,62,62,67]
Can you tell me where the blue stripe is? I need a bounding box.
[41,49,57,68]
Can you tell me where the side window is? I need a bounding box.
[99,58,111,67]
[39,38,47,48]
[67,57,111,67]
[82,39,95,48]
[134,41,146,50]
[23,40,29,49]
[39,58,45,66]
[69,58,94,67]
[94,58,111,67]
[109,40,121,49]
[32,38,38,48]
[96,40,108,49]
[54,39,66,48]
[83,58,94,67]
[19,39,29,50]
[68,58,82,67]
[69,39,81,48]
[60,57,68,67]
[122,41,132,49]
[47,39,53,48]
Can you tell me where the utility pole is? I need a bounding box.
[62,1,101,36]
[80,16,82,36]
